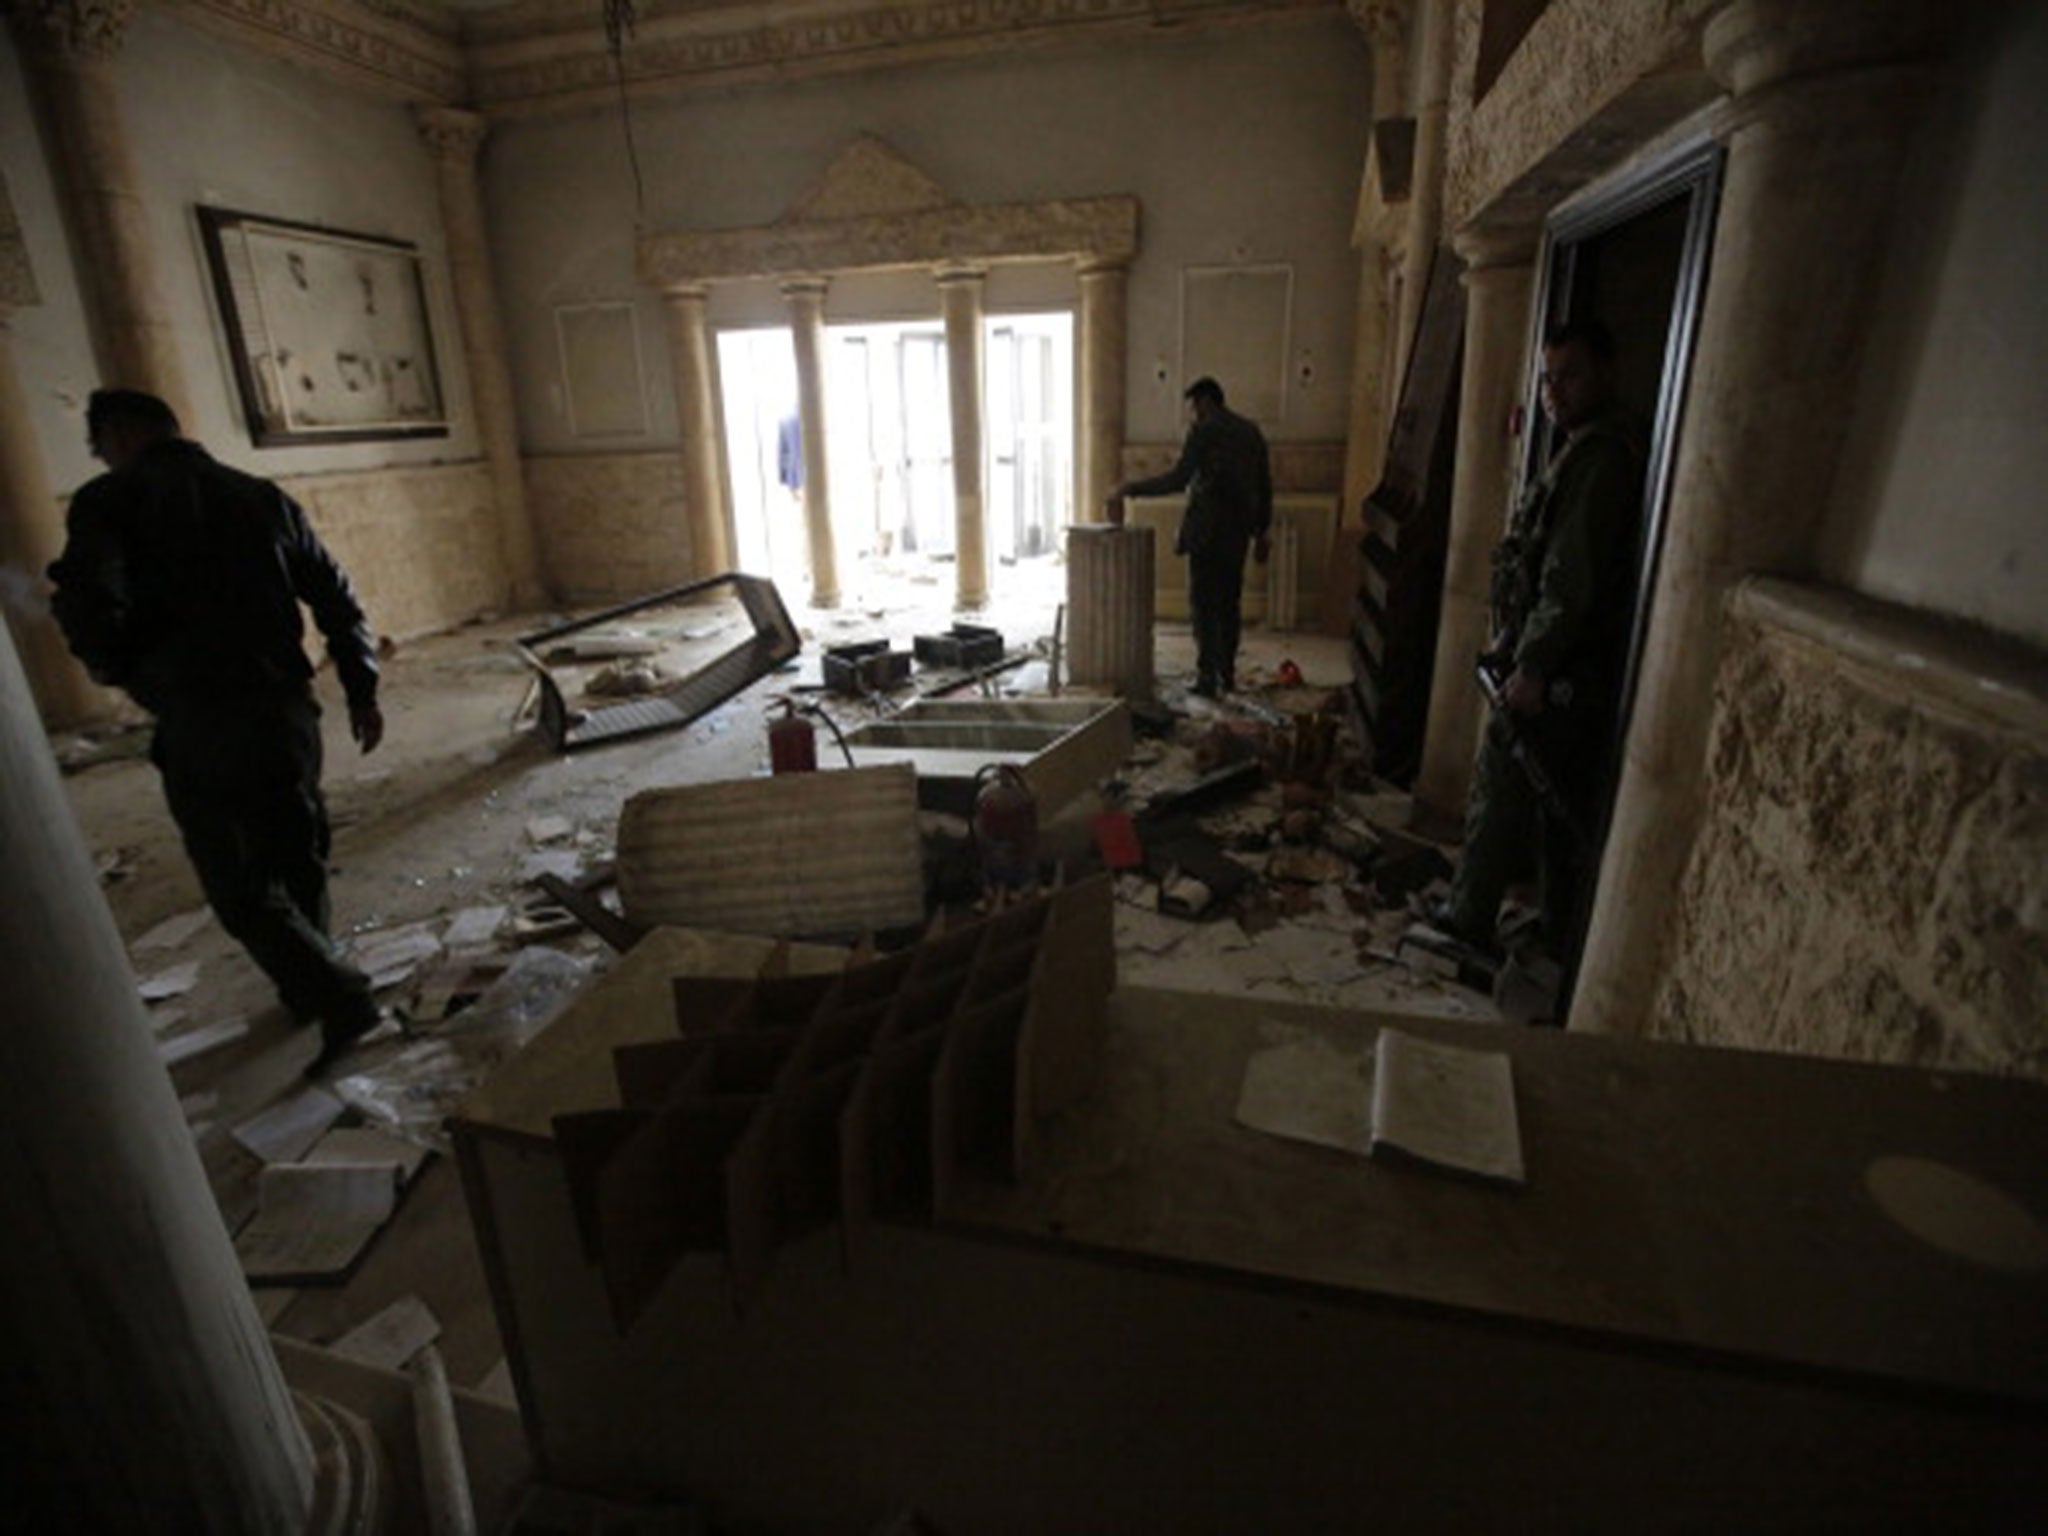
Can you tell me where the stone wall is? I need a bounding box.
[524,452,697,603]
[1653,578,2048,1080]
[280,462,505,641]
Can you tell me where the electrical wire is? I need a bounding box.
[603,0,647,229]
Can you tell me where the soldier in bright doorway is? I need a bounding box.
[1438,319,1648,963]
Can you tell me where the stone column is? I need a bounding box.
[1574,0,1962,1035]
[9,0,191,422]
[1393,0,1452,390]
[414,107,544,608]
[660,284,731,578]
[1413,227,1537,826]
[937,265,989,609]
[0,616,315,1529]
[0,306,100,725]
[782,277,839,608]
[1075,258,1129,518]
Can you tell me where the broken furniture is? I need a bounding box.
[831,698,1134,817]
[615,763,926,940]
[912,624,1004,670]
[822,641,913,697]
[1346,245,1465,785]
[1065,523,1155,698]
[515,573,801,751]
[532,876,1113,1329]
[452,981,2048,1530]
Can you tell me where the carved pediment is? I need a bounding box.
[783,137,956,224]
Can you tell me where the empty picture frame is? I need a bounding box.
[1180,263,1293,427]
[556,302,651,438]
[198,206,448,446]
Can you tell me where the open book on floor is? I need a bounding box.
[1233,1022,1525,1186]
[1368,1026,1525,1186]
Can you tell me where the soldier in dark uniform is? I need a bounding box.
[49,389,386,1071]
[1109,377,1273,697]
[1440,320,1647,960]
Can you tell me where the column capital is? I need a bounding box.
[660,282,711,307]
[1704,0,1957,98]
[779,275,829,304]
[934,263,988,288]
[5,0,134,62]
[413,106,488,164]
[1076,256,1129,281]
[1345,0,1410,50]
[1451,222,1537,273]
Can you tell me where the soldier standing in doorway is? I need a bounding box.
[1435,319,1647,966]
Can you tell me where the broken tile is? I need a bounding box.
[520,848,584,884]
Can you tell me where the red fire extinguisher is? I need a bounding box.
[768,698,817,774]
[973,763,1038,891]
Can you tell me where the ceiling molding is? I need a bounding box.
[466,0,1349,118]
[158,0,466,103]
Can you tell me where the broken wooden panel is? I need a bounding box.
[516,573,801,752]
[837,698,1133,816]
[617,764,925,938]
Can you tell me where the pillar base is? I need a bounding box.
[300,1392,391,1536]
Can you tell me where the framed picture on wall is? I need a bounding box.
[197,206,448,446]
[1180,263,1293,427]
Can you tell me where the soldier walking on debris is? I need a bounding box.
[1108,376,1273,699]
[1435,319,1647,967]
[49,388,386,1073]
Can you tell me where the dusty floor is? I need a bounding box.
[58,547,1493,1404]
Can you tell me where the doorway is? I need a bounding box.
[1524,138,1724,1003]
[718,312,1076,604]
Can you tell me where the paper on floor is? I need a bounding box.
[157,1015,248,1066]
[138,960,201,1001]
[231,1084,345,1165]
[233,1160,405,1283]
[134,907,212,952]
[330,1294,442,1372]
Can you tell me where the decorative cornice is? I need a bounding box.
[468,0,1350,118]
[158,0,466,104]
[414,104,488,160]
[5,0,136,61]
[642,192,1140,287]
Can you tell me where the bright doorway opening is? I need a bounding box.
[715,311,1074,605]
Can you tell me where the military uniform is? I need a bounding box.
[1444,410,1646,951]
[1124,405,1273,691]
[50,439,381,1035]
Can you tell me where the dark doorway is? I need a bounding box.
[1523,138,1723,1009]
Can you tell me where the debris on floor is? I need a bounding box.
[329,1292,442,1372]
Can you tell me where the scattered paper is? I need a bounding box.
[135,907,212,952]
[350,922,445,992]
[304,1125,430,1186]
[525,815,574,845]
[519,848,583,884]
[157,1015,248,1066]
[232,1084,346,1165]
[330,1294,441,1372]
[234,1161,405,1282]
[1234,1025,1376,1155]
[139,961,201,1002]
[475,1358,516,1407]
[442,904,508,950]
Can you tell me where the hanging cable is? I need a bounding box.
[603,0,647,230]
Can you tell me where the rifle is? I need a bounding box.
[1474,658,1588,853]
